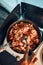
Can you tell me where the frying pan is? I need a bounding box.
[7,20,42,53]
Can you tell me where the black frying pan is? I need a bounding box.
[7,20,42,53]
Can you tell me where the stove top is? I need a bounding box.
[0,2,43,45]
[0,2,43,65]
